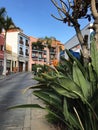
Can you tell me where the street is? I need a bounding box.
[0,72,36,130]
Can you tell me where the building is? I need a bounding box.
[0,34,4,75]
[29,36,64,71]
[64,23,93,59]
[5,28,30,73]
[49,39,64,65]
[29,36,38,72]
[18,32,29,72]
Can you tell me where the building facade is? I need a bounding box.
[5,28,30,73]
[64,23,93,59]
[1,29,64,74]
[29,36,38,71]
[18,32,29,72]
[29,36,64,71]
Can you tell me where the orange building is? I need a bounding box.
[29,36,38,71]
[29,36,64,71]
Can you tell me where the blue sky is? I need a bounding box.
[0,0,91,44]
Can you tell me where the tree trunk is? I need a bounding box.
[2,32,7,75]
[74,24,89,63]
[91,0,98,49]
[94,19,98,49]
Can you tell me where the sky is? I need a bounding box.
[0,0,91,44]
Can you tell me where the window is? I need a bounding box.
[25,49,29,56]
[0,45,4,51]
[0,61,2,66]
[44,50,47,55]
[50,55,55,59]
[90,31,95,41]
[20,37,22,40]
[19,47,23,55]
[32,45,37,50]
[19,37,24,44]
[44,58,47,62]
[32,53,36,58]
[50,47,55,52]
[39,53,42,59]
[25,40,29,46]
[84,35,88,43]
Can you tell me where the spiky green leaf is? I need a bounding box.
[33,90,62,111]
[63,98,82,129]
[73,62,91,99]
[52,84,79,99]
[91,40,98,78]
[8,104,45,110]
[66,49,86,77]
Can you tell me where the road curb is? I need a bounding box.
[23,90,56,130]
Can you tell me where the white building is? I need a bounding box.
[64,23,93,59]
[5,28,30,73]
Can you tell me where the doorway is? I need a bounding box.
[19,62,23,72]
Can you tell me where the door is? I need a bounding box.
[19,62,23,72]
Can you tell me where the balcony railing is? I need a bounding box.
[32,57,38,61]
[25,42,29,47]
[25,53,29,56]
[19,40,24,44]
[19,51,23,55]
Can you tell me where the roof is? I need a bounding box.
[64,23,93,49]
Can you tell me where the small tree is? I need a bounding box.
[2,16,16,75]
[0,7,6,33]
[91,0,98,49]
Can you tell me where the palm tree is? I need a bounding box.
[0,7,6,33]
[2,16,16,75]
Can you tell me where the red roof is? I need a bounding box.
[0,34,4,45]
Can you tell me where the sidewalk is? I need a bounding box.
[0,75,5,80]
[0,72,24,80]
[0,73,57,130]
[23,90,56,130]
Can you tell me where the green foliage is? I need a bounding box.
[9,40,98,130]
[0,7,6,33]
[91,40,98,78]
[32,39,44,50]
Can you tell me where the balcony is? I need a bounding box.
[19,51,23,55]
[19,40,24,44]
[32,57,38,61]
[50,48,56,54]
[38,57,44,61]
[44,58,47,62]
[44,50,47,55]
[32,46,37,50]
[50,54,56,60]
[32,54,37,57]
[25,42,29,47]
[25,52,29,56]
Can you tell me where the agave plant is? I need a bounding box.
[8,40,98,130]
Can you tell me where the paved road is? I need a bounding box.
[0,72,37,130]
